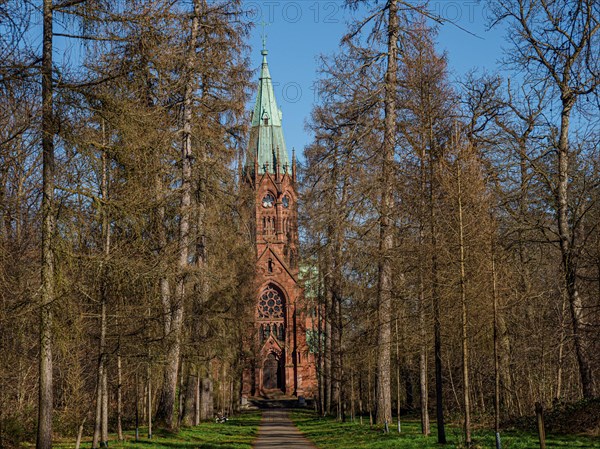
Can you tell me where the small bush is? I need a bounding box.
[1,416,30,448]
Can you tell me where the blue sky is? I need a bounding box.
[245,0,507,156]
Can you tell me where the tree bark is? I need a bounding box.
[37,1,54,448]
[92,358,103,449]
[155,0,201,428]
[395,316,401,433]
[555,296,567,401]
[418,131,430,437]
[557,99,595,398]
[101,362,108,446]
[194,374,200,425]
[376,0,398,427]
[117,350,123,440]
[96,128,111,448]
[430,130,447,445]
[492,247,502,448]
[200,378,214,421]
[456,141,471,446]
[181,366,197,426]
[324,287,332,414]
[147,364,152,439]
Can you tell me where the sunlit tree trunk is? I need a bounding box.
[375,0,398,427]
[37,1,54,447]
[456,140,471,446]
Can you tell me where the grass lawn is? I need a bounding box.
[291,409,600,449]
[49,411,262,449]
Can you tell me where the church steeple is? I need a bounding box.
[249,48,290,174]
[242,40,317,400]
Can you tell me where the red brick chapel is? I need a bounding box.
[242,46,316,399]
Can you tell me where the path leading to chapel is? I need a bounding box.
[253,409,317,449]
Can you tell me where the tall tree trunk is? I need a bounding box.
[100,124,111,448]
[156,1,201,427]
[456,141,471,446]
[200,378,214,420]
[181,365,197,426]
[154,170,175,428]
[324,287,332,414]
[317,284,325,416]
[194,373,200,425]
[395,316,401,432]
[330,281,339,416]
[117,349,123,440]
[101,364,108,446]
[116,296,124,441]
[336,288,344,421]
[555,296,567,400]
[327,155,346,421]
[147,363,152,439]
[418,138,430,436]
[92,358,104,449]
[430,129,446,444]
[557,99,595,398]
[37,1,54,448]
[376,0,398,427]
[92,149,109,448]
[492,245,503,449]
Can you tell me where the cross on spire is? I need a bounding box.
[260,20,269,53]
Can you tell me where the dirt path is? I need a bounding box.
[253,409,317,449]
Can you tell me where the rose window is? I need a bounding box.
[258,287,284,319]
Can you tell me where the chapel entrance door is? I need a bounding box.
[262,353,282,391]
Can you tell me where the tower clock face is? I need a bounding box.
[282,195,290,208]
[262,193,275,208]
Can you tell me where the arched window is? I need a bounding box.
[258,285,286,346]
[262,193,275,208]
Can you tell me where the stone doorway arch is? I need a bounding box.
[262,352,283,391]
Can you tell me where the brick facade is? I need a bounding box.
[241,48,316,398]
[241,161,317,398]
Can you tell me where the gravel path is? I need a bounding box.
[253,409,317,449]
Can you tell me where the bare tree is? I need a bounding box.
[491,0,600,399]
[37,1,55,447]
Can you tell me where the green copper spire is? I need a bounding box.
[249,47,290,174]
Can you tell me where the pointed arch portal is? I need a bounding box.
[262,352,283,391]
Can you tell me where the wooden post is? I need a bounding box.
[535,402,546,449]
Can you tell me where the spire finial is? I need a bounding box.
[260,20,269,56]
